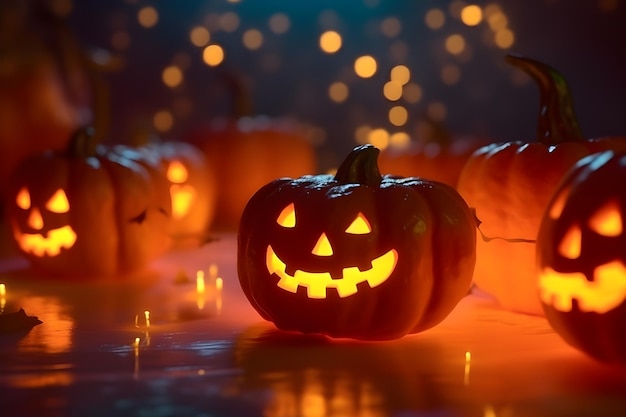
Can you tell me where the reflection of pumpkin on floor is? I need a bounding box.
[233,322,455,417]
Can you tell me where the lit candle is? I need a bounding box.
[0,284,5,313]
[464,351,471,386]
[144,310,151,328]
[215,277,223,314]
[133,337,140,379]
[196,270,206,294]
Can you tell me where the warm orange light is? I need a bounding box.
[345,213,371,234]
[170,185,195,219]
[45,189,70,213]
[389,106,408,127]
[16,187,30,210]
[425,8,445,30]
[277,203,296,228]
[242,29,263,50]
[14,225,77,257]
[162,65,183,88]
[539,261,626,313]
[312,233,334,257]
[588,200,622,236]
[383,81,403,101]
[269,13,290,34]
[27,208,44,230]
[367,128,390,150]
[549,187,569,219]
[166,161,189,183]
[138,6,158,28]
[558,224,582,259]
[390,65,410,85]
[461,5,483,26]
[190,26,210,46]
[267,246,398,299]
[328,82,349,102]
[319,30,342,53]
[203,44,225,66]
[445,34,466,55]
[354,55,377,78]
[196,270,206,294]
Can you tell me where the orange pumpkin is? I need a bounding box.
[185,75,316,231]
[4,128,172,278]
[378,116,488,188]
[457,54,626,315]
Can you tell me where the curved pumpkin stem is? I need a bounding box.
[67,126,98,158]
[220,71,254,118]
[334,144,383,186]
[506,54,585,144]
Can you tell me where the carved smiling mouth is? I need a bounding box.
[539,260,626,313]
[13,225,78,257]
[266,245,398,299]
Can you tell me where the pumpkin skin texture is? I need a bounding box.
[378,117,488,188]
[457,55,626,315]
[238,144,476,340]
[4,128,172,278]
[537,151,626,366]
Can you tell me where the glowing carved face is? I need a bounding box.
[12,187,77,257]
[166,160,195,220]
[266,203,398,299]
[539,193,626,313]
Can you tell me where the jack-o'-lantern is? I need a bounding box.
[123,137,217,244]
[238,144,476,340]
[184,73,317,230]
[537,150,626,366]
[457,54,626,315]
[4,127,172,278]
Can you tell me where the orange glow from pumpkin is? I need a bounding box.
[169,185,195,220]
[588,200,622,236]
[45,189,70,213]
[539,260,626,313]
[14,225,78,257]
[549,187,569,219]
[277,203,296,228]
[167,161,188,183]
[558,224,582,259]
[312,233,334,256]
[266,245,398,299]
[345,213,372,234]
[27,208,44,230]
[16,187,30,209]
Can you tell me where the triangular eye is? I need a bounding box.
[277,203,296,228]
[16,187,30,210]
[588,200,622,236]
[345,212,371,234]
[45,189,70,213]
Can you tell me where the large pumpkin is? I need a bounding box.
[457,54,626,315]
[4,127,172,278]
[185,74,316,231]
[238,144,476,340]
[537,150,626,366]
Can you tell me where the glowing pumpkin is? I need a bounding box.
[457,54,626,315]
[4,127,172,278]
[238,144,476,340]
[537,150,626,366]
[185,74,317,231]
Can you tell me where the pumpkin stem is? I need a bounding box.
[506,53,585,144]
[334,144,383,186]
[67,126,98,158]
[220,71,254,118]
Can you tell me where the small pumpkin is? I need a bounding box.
[4,127,172,278]
[378,115,488,188]
[537,150,626,366]
[185,73,317,231]
[238,144,476,340]
[457,54,626,315]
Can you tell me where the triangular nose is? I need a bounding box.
[311,233,333,256]
[28,207,44,230]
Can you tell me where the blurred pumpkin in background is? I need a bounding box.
[457,54,626,315]
[185,72,317,231]
[0,0,107,200]
[4,127,172,278]
[377,114,488,188]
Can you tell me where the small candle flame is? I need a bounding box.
[0,283,5,313]
[196,270,206,294]
[144,310,151,328]
[215,277,223,291]
[464,351,471,386]
[0,283,6,297]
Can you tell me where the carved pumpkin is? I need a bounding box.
[185,74,317,231]
[4,127,172,278]
[457,54,626,315]
[378,116,488,188]
[238,144,476,340]
[537,150,626,366]
[125,139,217,244]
